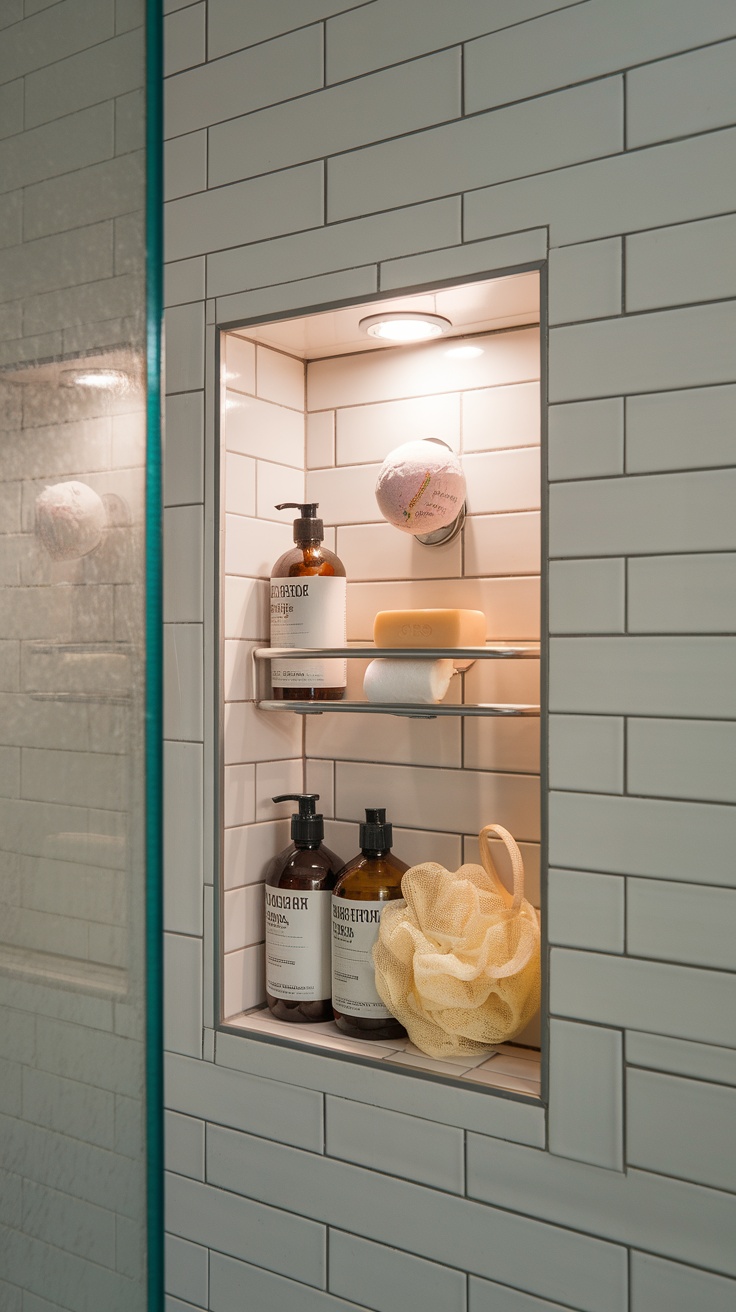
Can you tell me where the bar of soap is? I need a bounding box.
[374,609,487,648]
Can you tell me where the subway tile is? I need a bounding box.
[209,1251,358,1312]
[166,1051,323,1151]
[465,127,736,250]
[547,869,625,953]
[164,932,202,1058]
[627,213,736,313]
[550,637,736,718]
[224,333,256,394]
[163,503,202,621]
[24,29,142,128]
[627,878,736,972]
[256,460,304,523]
[627,37,736,148]
[308,328,539,410]
[34,1016,142,1098]
[165,392,204,506]
[628,716,736,804]
[24,152,144,241]
[164,741,203,934]
[463,509,542,577]
[206,1123,624,1312]
[306,463,380,526]
[225,513,292,578]
[302,703,457,775]
[24,272,139,339]
[167,1172,325,1287]
[163,625,203,741]
[328,79,622,223]
[225,394,304,467]
[628,552,736,633]
[0,221,112,303]
[20,747,125,810]
[0,1057,20,1116]
[628,1068,736,1193]
[209,0,360,57]
[348,576,539,642]
[548,1020,623,1171]
[210,49,460,187]
[257,346,304,412]
[165,1234,208,1308]
[208,197,459,300]
[223,701,301,766]
[464,448,540,515]
[462,382,540,454]
[22,1179,116,1267]
[551,948,736,1049]
[0,0,114,83]
[164,130,207,202]
[165,25,322,138]
[380,229,548,293]
[465,0,736,116]
[630,1252,736,1312]
[165,302,205,393]
[549,790,736,887]
[255,760,304,821]
[626,1030,736,1088]
[467,1128,736,1285]
[325,1096,463,1193]
[164,1110,205,1180]
[0,1112,142,1220]
[549,714,624,793]
[326,0,604,82]
[306,411,335,469]
[549,559,624,634]
[164,1,205,76]
[224,576,268,642]
[223,883,264,952]
[336,760,540,842]
[329,1230,466,1312]
[549,239,622,325]
[550,301,736,405]
[166,162,323,264]
[21,1066,115,1149]
[223,820,290,891]
[216,266,378,328]
[223,638,257,701]
[304,759,334,818]
[337,521,462,581]
[335,392,460,466]
[223,944,264,1015]
[223,762,255,829]
[463,718,540,775]
[626,384,736,474]
[0,80,22,143]
[469,1276,583,1312]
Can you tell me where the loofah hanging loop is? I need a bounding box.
[372,826,541,1058]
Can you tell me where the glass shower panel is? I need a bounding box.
[0,3,161,1308]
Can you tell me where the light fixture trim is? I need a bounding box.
[358,312,452,343]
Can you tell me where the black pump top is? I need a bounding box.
[275,502,324,545]
[360,807,393,852]
[273,793,324,845]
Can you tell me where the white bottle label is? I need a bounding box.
[265,887,331,1000]
[270,575,347,689]
[331,897,397,1019]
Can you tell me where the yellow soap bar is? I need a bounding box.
[374,609,487,648]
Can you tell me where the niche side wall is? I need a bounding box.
[162,4,736,1311]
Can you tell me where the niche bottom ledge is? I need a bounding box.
[224,1005,541,1099]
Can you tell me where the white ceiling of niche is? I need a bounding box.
[229,272,539,361]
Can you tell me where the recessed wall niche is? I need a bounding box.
[217,272,545,1098]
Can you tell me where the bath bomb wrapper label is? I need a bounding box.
[375,440,465,534]
[35,480,107,561]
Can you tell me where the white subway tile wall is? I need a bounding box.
[162,2,736,1311]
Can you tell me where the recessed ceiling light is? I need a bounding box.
[60,368,130,392]
[358,312,451,343]
[445,344,484,359]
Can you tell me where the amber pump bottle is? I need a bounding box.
[269,501,346,700]
[264,794,344,1023]
[331,808,409,1040]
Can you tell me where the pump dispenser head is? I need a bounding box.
[273,793,324,845]
[360,807,393,852]
[275,502,324,545]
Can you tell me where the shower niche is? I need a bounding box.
[217,270,545,1097]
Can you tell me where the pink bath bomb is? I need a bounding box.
[375,441,466,534]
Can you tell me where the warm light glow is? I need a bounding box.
[445,344,484,360]
[359,312,451,343]
[61,368,130,391]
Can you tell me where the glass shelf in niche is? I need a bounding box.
[252,644,541,719]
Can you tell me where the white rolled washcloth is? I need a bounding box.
[363,658,455,705]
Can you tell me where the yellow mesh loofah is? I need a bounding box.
[372,824,541,1058]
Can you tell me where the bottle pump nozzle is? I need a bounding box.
[275,503,324,545]
[360,807,392,852]
[272,793,324,845]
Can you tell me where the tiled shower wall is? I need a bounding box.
[163,3,736,1311]
[221,321,541,1021]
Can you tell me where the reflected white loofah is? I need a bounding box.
[35,480,107,561]
[373,824,541,1057]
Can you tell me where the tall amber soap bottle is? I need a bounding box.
[264,794,344,1023]
[331,808,409,1040]
[270,501,346,701]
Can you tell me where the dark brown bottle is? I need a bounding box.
[331,808,409,1040]
[270,502,346,701]
[265,794,343,1023]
